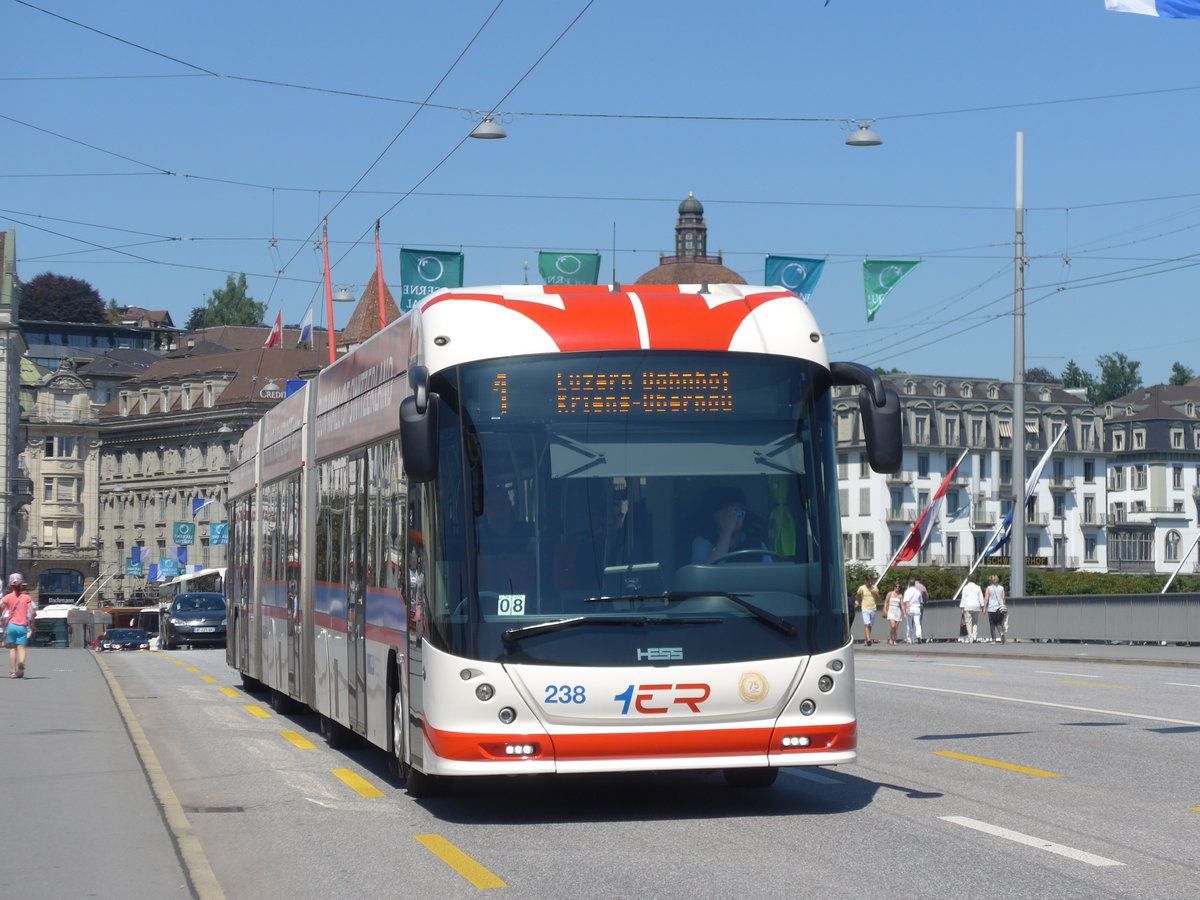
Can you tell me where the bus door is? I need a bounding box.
[346,453,368,733]
[284,477,302,700]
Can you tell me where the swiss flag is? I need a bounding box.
[263,309,283,348]
[897,450,967,562]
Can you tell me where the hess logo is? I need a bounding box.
[637,647,682,661]
[614,683,711,715]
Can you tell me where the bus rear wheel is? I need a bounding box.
[723,766,779,788]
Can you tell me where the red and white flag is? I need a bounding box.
[263,309,283,348]
[896,448,969,562]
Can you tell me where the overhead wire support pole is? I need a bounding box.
[1012,131,1026,599]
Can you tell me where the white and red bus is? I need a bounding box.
[227,283,900,795]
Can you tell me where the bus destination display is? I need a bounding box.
[490,370,736,416]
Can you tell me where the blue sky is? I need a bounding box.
[4,0,1198,381]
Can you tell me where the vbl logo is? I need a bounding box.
[614,683,711,715]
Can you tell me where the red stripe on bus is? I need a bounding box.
[423,720,855,763]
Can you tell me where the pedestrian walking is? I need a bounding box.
[884,580,904,645]
[986,575,1007,643]
[902,577,924,644]
[959,573,985,643]
[2,573,36,678]
[855,575,881,646]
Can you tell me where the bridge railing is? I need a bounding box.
[853,593,1200,644]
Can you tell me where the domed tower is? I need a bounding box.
[634,193,746,285]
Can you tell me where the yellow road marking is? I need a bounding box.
[186,667,199,673]
[219,688,241,698]
[934,751,1062,778]
[173,660,187,666]
[280,730,316,750]
[1190,807,1200,813]
[243,705,272,719]
[199,676,218,683]
[414,834,507,889]
[1056,680,1130,690]
[331,769,385,798]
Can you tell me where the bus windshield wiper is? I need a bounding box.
[502,615,721,644]
[585,591,797,637]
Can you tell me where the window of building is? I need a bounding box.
[891,532,904,555]
[1109,530,1152,562]
[1000,457,1012,485]
[1111,501,1125,522]
[1113,430,1125,451]
[1026,535,1040,559]
[1110,467,1125,491]
[946,488,961,516]
[914,416,928,444]
[1053,494,1065,518]
[1084,495,1095,523]
[837,453,848,478]
[987,384,999,400]
[961,383,972,398]
[1052,459,1065,484]
[1133,429,1146,449]
[1132,465,1146,490]
[974,533,990,557]
[1083,459,1095,483]
[944,418,958,445]
[1166,531,1182,562]
[1085,535,1097,562]
[838,488,849,515]
[43,436,76,458]
[1133,500,1146,513]
[43,478,53,502]
[1172,429,1184,449]
[946,534,958,565]
[917,455,930,477]
[1174,465,1183,489]
[934,381,945,397]
[1053,537,1065,567]
[890,488,903,514]
[858,532,874,560]
[56,478,76,503]
[1174,501,1184,513]
[971,418,984,446]
[905,381,916,395]
[841,532,853,559]
[859,487,870,516]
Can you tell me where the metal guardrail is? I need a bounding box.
[854,593,1200,644]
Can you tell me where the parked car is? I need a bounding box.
[162,593,227,650]
[98,628,151,652]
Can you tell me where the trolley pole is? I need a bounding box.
[1012,131,1026,599]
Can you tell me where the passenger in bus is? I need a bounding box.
[475,486,535,594]
[691,488,770,565]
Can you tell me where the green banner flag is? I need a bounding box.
[173,522,196,546]
[538,251,601,286]
[159,558,181,578]
[125,559,143,577]
[863,259,921,322]
[399,249,464,313]
[210,522,229,546]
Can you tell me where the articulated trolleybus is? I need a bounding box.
[227,283,900,795]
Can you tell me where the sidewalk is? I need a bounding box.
[854,637,1200,668]
[0,648,193,898]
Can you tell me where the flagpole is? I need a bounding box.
[1012,130,1027,598]
[375,220,386,331]
[1162,529,1200,593]
[323,220,336,366]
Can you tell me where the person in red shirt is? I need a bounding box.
[2,573,36,677]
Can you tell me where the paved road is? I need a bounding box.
[4,640,1197,899]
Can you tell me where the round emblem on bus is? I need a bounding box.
[738,671,769,703]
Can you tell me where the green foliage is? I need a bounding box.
[1168,361,1194,386]
[1060,359,1096,401]
[189,274,266,329]
[18,272,106,323]
[844,563,878,593]
[1093,351,1142,405]
[1024,366,1059,384]
[900,565,1199,599]
[104,299,122,325]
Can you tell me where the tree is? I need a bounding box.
[188,274,266,329]
[1168,361,1194,386]
[18,272,106,323]
[1093,352,1143,405]
[1024,366,1060,384]
[105,299,123,325]
[1061,359,1097,401]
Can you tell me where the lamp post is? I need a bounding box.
[1012,131,1027,599]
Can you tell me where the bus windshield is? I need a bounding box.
[421,350,847,666]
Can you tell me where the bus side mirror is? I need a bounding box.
[400,366,440,483]
[830,361,903,474]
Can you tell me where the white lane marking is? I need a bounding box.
[782,768,839,785]
[940,816,1124,868]
[934,662,983,668]
[1164,682,1200,688]
[859,678,1200,727]
[1036,671,1102,678]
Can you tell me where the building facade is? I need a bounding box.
[836,373,1109,575]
